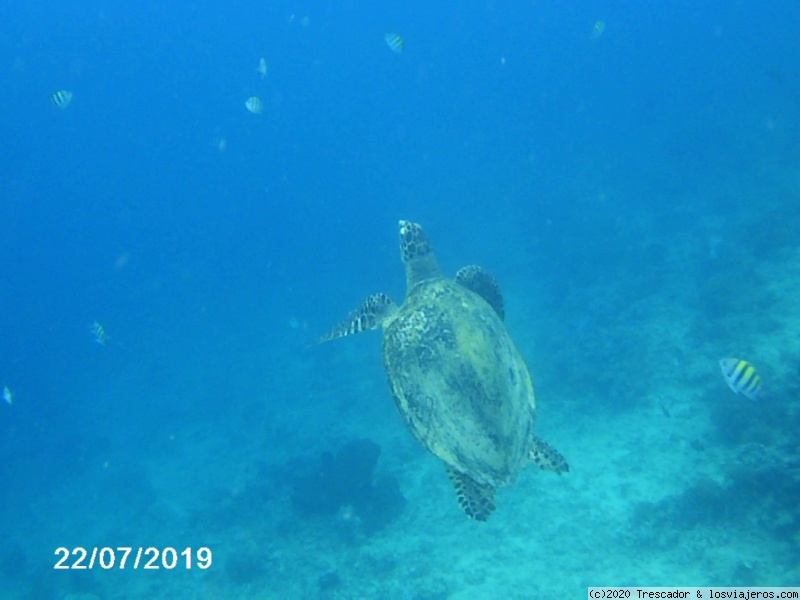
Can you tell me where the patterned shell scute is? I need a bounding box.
[382,278,537,488]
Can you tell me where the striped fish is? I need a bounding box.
[91,320,107,346]
[591,20,606,40]
[245,96,263,114]
[384,32,404,54]
[51,90,73,109]
[719,358,763,401]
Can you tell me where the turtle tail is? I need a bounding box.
[312,293,398,345]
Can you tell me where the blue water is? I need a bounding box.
[1,1,799,598]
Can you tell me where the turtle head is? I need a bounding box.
[399,220,433,262]
[399,220,442,289]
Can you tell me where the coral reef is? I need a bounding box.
[288,438,405,534]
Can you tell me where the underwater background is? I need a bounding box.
[1,1,799,598]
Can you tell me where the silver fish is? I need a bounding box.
[2,386,12,405]
[257,58,268,79]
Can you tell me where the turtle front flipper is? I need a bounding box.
[447,466,495,521]
[528,437,569,475]
[455,265,505,320]
[312,293,398,344]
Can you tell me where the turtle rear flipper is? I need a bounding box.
[313,293,398,344]
[455,265,505,320]
[529,437,569,474]
[447,467,495,521]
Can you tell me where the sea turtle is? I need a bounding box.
[314,220,568,521]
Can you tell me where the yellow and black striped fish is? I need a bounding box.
[51,89,73,109]
[245,96,264,114]
[91,320,107,346]
[719,358,763,401]
[384,32,404,54]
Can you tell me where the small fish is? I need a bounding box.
[257,57,268,79]
[2,386,12,405]
[245,96,264,114]
[384,32,404,54]
[591,20,606,40]
[51,89,73,109]
[288,14,310,26]
[91,320,107,346]
[719,358,763,401]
